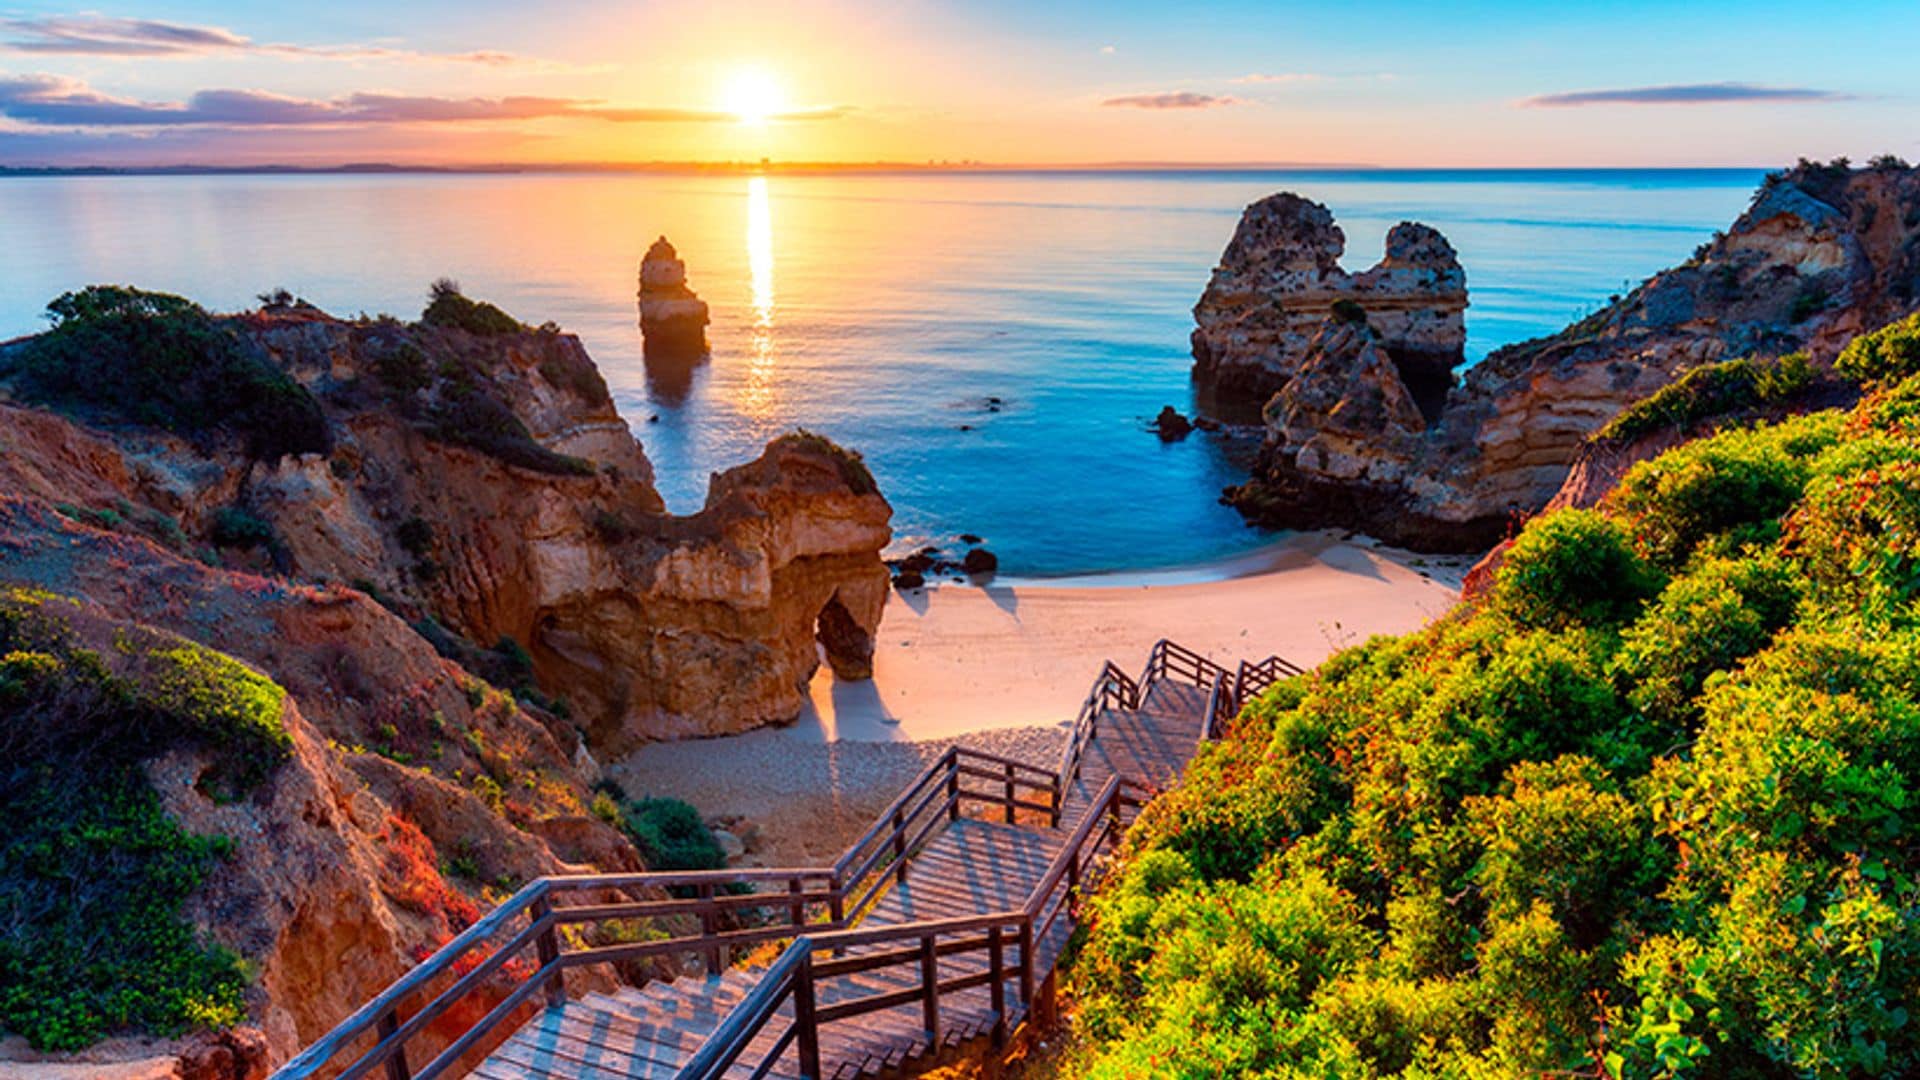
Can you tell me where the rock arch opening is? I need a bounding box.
[814,592,875,680]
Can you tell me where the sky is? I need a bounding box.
[0,0,1915,168]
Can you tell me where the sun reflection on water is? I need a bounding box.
[740,175,777,421]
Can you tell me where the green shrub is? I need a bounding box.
[1598,353,1813,444]
[0,591,286,1050]
[1065,352,1920,1076]
[7,286,330,460]
[620,797,725,872]
[775,430,878,495]
[420,279,523,336]
[1613,555,1801,730]
[1331,298,1369,325]
[426,381,595,477]
[0,767,247,1051]
[209,506,275,550]
[1491,509,1661,628]
[1610,418,1829,568]
[1837,311,1920,387]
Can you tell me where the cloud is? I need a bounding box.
[1099,44,1116,54]
[0,14,539,66]
[1101,91,1237,110]
[1522,82,1853,107]
[1233,72,1321,85]
[0,75,851,127]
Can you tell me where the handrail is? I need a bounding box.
[276,639,1242,1080]
[276,741,1060,1080]
[680,774,1145,1078]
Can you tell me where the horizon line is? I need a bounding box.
[0,159,1782,177]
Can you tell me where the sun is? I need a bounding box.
[721,67,786,125]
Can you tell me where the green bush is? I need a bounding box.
[209,506,276,550]
[1836,311,1920,387]
[1613,555,1801,730]
[620,797,725,872]
[0,767,247,1051]
[775,430,878,495]
[0,590,286,1050]
[7,286,330,460]
[1610,418,1831,568]
[1598,353,1813,444]
[1491,509,1661,628]
[1064,331,1920,1076]
[420,279,523,336]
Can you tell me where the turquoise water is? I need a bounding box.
[0,168,1765,575]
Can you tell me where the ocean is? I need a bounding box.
[0,168,1766,575]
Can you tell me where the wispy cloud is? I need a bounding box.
[1522,81,1853,107]
[1099,44,1116,55]
[0,14,541,66]
[1233,72,1322,85]
[1232,72,1395,85]
[1101,91,1237,110]
[0,74,850,127]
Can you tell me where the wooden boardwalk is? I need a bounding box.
[470,681,1210,1080]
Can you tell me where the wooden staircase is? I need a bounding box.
[274,641,1301,1080]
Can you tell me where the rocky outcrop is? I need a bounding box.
[0,505,634,1074]
[1219,161,1920,550]
[1191,193,1467,414]
[637,236,710,362]
[0,299,891,748]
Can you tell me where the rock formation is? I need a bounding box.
[637,236,710,362]
[0,293,891,747]
[1214,161,1920,550]
[0,284,893,1073]
[1191,194,1467,415]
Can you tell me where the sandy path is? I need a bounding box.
[611,530,1471,865]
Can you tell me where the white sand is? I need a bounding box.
[793,529,1469,743]
[612,530,1470,865]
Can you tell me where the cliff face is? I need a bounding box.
[0,503,632,1076]
[0,289,891,1072]
[1211,162,1920,550]
[0,305,891,748]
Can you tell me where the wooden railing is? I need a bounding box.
[685,774,1146,1079]
[273,747,1062,1080]
[275,638,1291,1080]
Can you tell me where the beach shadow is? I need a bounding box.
[894,586,931,615]
[1317,539,1394,583]
[824,677,909,742]
[980,582,1020,619]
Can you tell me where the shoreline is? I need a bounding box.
[614,528,1472,864]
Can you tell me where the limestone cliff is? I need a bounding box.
[1215,161,1920,550]
[0,295,891,748]
[0,284,891,1073]
[1191,193,1467,414]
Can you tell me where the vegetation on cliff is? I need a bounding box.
[1069,322,1920,1076]
[0,286,330,460]
[0,589,292,1051]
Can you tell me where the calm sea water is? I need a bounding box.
[0,169,1764,575]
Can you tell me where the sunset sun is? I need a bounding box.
[721,67,786,125]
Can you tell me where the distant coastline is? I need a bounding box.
[0,161,1774,179]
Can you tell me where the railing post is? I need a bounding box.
[789,876,805,928]
[919,933,941,1043]
[375,1008,412,1080]
[1049,780,1061,828]
[795,951,822,1080]
[891,804,908,883]
[946,761,960,823]
[1018,920,1034,1005]
[829,871,845,926]
[700,883,722,975]
[989,925,1008,1047]
[1003,761,1015,824]
[530,891,565,1009]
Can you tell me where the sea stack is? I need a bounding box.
[638,235,710,360]
[1190,193,1467,414]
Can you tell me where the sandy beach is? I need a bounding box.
[611,529,1471,864]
